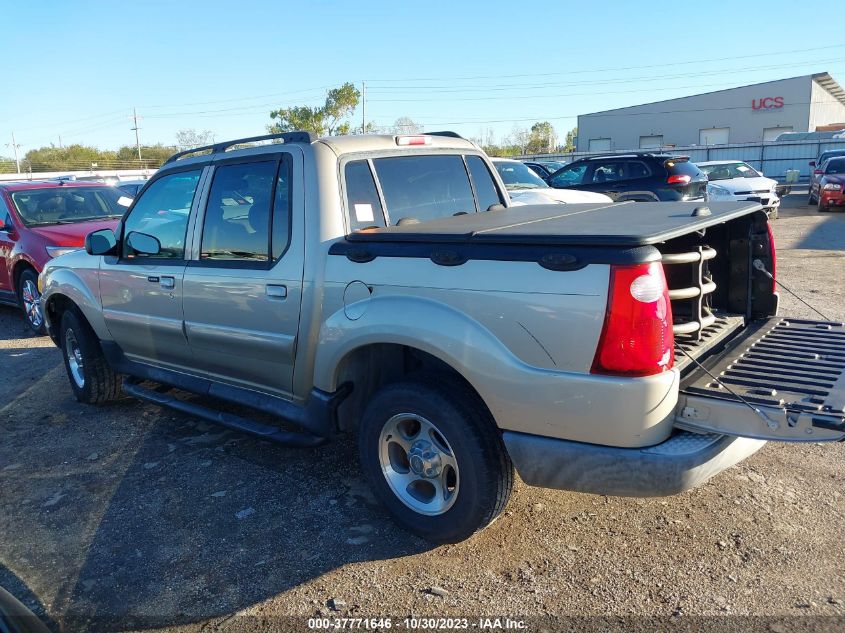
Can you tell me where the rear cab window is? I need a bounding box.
[342,153,503,231]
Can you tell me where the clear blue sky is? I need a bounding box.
[2,0,844,154]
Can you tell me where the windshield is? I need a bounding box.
[825,158,845,174]
[10,186,126,226]
[699,162,760,181]
[493,161,548,189]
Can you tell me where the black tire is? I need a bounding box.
[17,268,45,334]
[818,196,828,212]
[358,376,513,543]
[59,308,122,404]
[808,190,817,205]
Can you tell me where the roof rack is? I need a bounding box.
[163,131,317,165]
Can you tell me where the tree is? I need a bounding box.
[268,82,360,137]
[392,117,422,135]
[176,129,214,150]
[24,144,106,171]
[526,121,556,154]
[562,126,578,152]
[116,144,177,168]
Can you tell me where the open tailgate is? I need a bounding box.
[676,318,845,441]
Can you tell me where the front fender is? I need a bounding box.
[41,264,111,342]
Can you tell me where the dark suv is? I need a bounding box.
[547,153,707,202]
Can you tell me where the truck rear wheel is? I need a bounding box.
[60,308,122,404]
[358,376,513,543]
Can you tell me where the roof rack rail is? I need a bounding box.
[426,131,464,139]
[163,131,317,165]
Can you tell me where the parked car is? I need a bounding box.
[698,160,780,219]
[523,160,566,181]
[809,149,845,203]
[116,179,148,197]
[547,153,707,202]
[40,132,844,544]
[0,180,125,333]
[809,156,845,211]
[492,159,612,205]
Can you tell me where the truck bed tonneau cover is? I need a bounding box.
[346,201,764,248]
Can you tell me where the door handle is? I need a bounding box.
[160,276,175,290]
[266,284,287,299]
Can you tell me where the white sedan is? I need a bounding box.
[698,160,780,219]
[491,158,612,206]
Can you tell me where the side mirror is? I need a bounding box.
[125,231,161,256]
[85,229,117,255]
[809,161,816,167]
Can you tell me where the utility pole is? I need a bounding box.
[361,81,366,135]
[7,132,21,174]
[131,107,142,162]
[58,135,63,149]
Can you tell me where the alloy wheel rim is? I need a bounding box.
[65,328,85,389]
[378,413,459,516]
[22,279,42,329]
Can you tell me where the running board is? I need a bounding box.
[123,378,327,447]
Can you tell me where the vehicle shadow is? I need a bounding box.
[794,212,845,250]
[1,390,434,632]
[0,565,61,632]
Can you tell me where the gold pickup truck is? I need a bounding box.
[39,132,844,543]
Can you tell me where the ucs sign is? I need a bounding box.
[752,97,784,110]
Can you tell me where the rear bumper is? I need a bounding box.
[503,430,765,497]
[820,191,845,206]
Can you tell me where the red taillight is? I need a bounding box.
[814,169,823,175]
[766,221,777,293]
[667,174,691,185]
[591,262,674,377]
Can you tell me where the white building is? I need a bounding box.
[576,73,845,152]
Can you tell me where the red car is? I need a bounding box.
[811,157,845,212]
[0,180,126,333]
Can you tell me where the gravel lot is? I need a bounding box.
[0,193,843,632]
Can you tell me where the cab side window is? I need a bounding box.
[200,157,292,263]
[465,155,503,211]
[122,170,201,259]
[345,160,386,231]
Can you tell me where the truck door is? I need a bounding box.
[99,168,206,370]
[675,318,845,442]
[181,150,304,396]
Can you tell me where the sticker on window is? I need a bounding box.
[354,203,375,223]
[736,165,750,172]
[117,196,133,207]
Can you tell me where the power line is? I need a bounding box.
[364,57,845,93]
[363,43,845,82]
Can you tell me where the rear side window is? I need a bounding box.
[549,163,587,187]
[665,159,701,177]
[465,155,503,211]
[344,160,386,230]
[372,155,476,224]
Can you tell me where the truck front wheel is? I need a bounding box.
[60,309,122,404]
[358,377,513,543]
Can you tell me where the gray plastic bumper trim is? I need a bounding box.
[503,430,765,497]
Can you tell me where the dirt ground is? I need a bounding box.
[0,192,843,632]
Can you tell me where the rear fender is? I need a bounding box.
[314,295,515,397]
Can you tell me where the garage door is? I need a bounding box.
[763,126,793,142]
[699,128,729,145]
[639,135,663,149]
[588,138,611,152]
